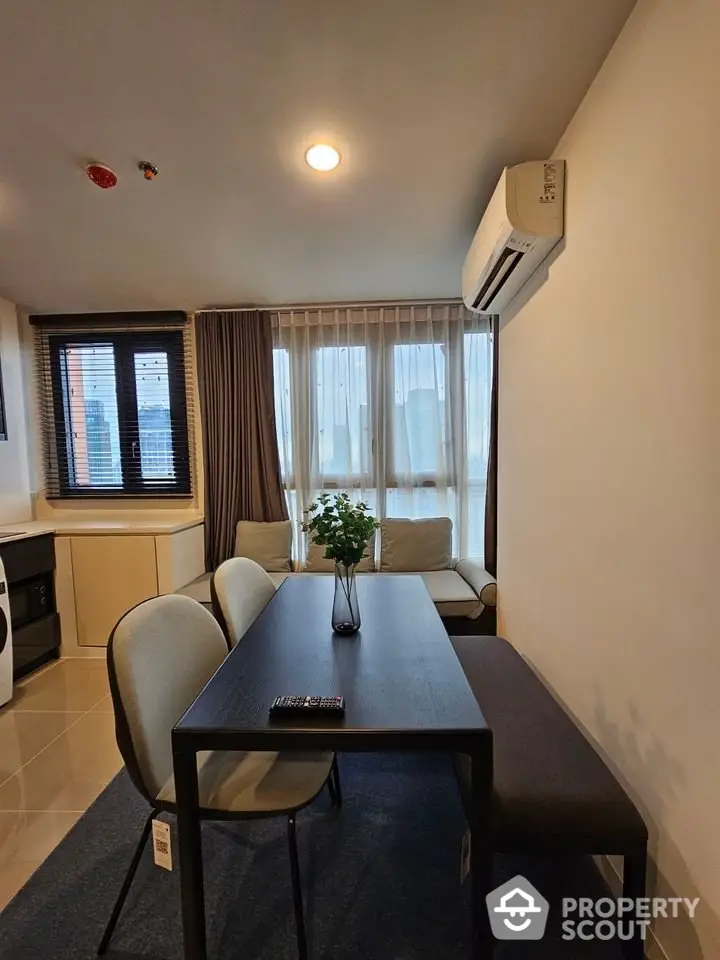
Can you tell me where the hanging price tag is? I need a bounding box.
[152,818,172,871]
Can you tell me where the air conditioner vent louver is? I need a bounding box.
[472,247,526,311]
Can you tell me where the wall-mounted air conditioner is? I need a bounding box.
[462,159,565,315]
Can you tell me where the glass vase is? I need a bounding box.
[332,562,361,634]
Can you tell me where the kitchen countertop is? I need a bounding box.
[0,516,204,543]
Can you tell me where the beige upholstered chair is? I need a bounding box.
[100,594,339,959]
[211,556,277,648]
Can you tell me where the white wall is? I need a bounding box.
[0,298,32,524]
[498,0,720,956]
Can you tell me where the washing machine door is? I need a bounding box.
[0,604,6,657]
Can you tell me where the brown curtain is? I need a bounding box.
[196,310,288,570]
[484,315,499,577]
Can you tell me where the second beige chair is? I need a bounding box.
[211,556,277,647]
[101,593,337,960]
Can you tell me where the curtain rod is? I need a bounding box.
[193,298,464,315]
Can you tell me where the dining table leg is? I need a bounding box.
[470,737,494,959]
[172,735,207,960]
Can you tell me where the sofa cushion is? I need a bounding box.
[305,533,376,573]
[382,570,480,617]
[380,518,452,572]
[177,569,480,618]
[234,520,292,572]
[175,572,212,606]
[268,570,479,617]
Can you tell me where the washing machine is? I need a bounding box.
[0,557,12,707]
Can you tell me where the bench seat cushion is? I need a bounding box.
[451,636,647,851]
[268,571,479,617]
[177,570,481,618]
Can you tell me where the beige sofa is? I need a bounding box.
[177,517,497,622]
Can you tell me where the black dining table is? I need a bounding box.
[172,573,494,959]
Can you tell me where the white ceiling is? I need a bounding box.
[0,0,635,314]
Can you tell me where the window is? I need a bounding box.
[34,318,193,498]
[390,341,448,481]
[273,305,491,559]
[385,339,453,527]
[463,330,492,558]
[315,345,371,484]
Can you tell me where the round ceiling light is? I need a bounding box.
[305,143,341,172]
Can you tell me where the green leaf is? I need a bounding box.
[303,491,377,566]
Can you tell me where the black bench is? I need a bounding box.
[451,636,648,960]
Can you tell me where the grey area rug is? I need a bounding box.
[0,753,623,960]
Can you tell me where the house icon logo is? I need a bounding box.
[485,875,550,940]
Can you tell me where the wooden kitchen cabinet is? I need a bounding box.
[17,520,206,653]
[70,535,158,647]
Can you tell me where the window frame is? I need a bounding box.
[48,329,191,498]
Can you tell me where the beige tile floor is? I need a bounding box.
[0,658,122,911]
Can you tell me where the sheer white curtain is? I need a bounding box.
[272,303,491,561]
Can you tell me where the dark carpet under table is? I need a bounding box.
[0,753,625,960]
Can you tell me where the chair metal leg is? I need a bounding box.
[331,754,342,808]
[623,845,648,960]
[98,811,154,956]
[287,814,308,960]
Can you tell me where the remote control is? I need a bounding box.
[269,696,345,719]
